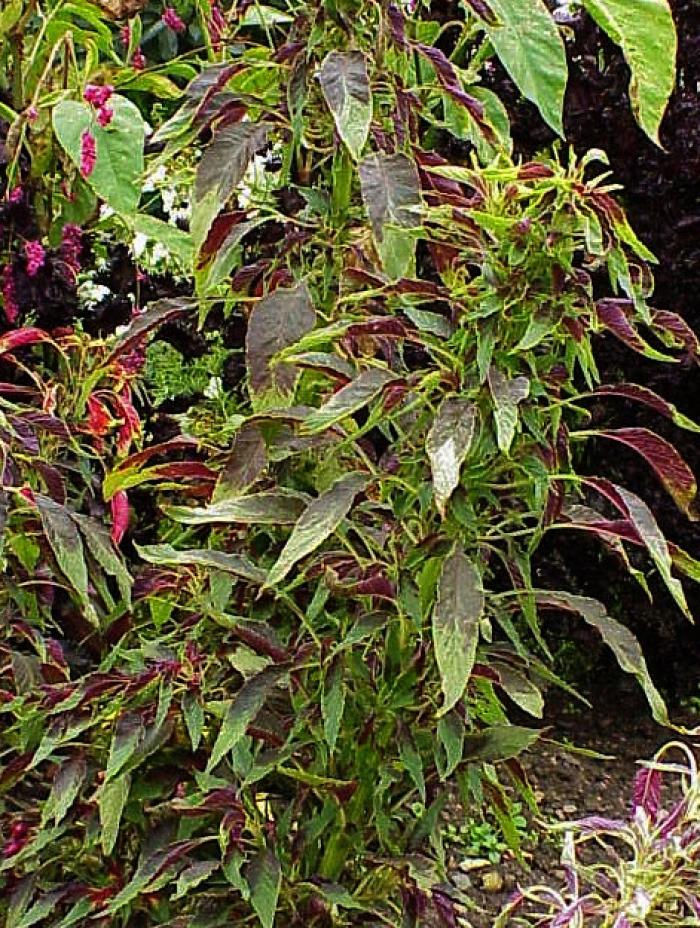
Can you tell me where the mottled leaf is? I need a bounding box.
[318,51,372,160]
[432,548,485,714]
[173,860,220,900]
[72,513,132,606]
[303,368,396,434]
[493,663,544,718]
[136,543,266,584]
[267,473,367,586]
[426,396,477,515]
[488,368,529,453]
[41,755,86,826]
[595,299,675,361]
[98,773,131,856]
[484,0,567,135]
[246,282,316,398]
[163,491,308,527]
[247,849,282,928]
[582,0,676,143]
[536,590,669,724]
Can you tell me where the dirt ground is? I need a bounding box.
[448,684,699,927]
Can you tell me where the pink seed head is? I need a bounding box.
[162,6,186,32]
[80,130,97,177]
[24,240,46,277]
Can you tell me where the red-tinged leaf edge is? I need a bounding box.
[0,327,52,356]
[107,298,197,362]
[584,383,700,432]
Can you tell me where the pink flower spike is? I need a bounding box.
[97,104,114,128]
[8,186,23,204]
[132,48,146,70]
[24,240,46,277]
[2,265,19,324]
[120,24,131,46]
[84,84,114,108]
[162,6,186,32]
[61,223,83,276]
[80,130,97,178]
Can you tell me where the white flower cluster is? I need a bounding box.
[143,161,193,226]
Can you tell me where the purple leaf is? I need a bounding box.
[595,299,674,361]
[108,299,195,361]
[633,766,663,821]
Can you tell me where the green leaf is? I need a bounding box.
[35,496,96,626]
[535,590,669,725]
[52,96,145,214]
[488,367,529,453]
[437,711,464,779]
[322,659,345,753]
[484,0,567,136]
[246,282,316,400]
[358,152,422,278]
[400,737,426,803]
[267,473,368,587]
[463,725,541,762]
[213,423,267,502]
[131,214,193,265]
[582,0,676,143]
[105,715,143,782]
[247,849,282,928]
[318,51,372,161]
[182,692,205,751]
[0,0,22,35]
[136,543,266,584]
[426,396,477,516]
[432,548,485,714]
[163,491,308,528]
[172,860,220,900]
[206,668,285,772]
[98,773,131,856]
[493,663,544,718]
[302,368,396,434]
[41,755,86,826]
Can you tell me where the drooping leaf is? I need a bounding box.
[493,663,544,718]
[35,496,95,626]
[108,298,196,361]
[302,368,396,434]
[206,667,286,772]
[136,543,266,584]
[318,51,372,160]
[98,773,131,856]
[536,590,669,724]
[163,491,308,527]
[246,282,316,399]
[266,473,368,587]
[426,396,477,515]
[358,153,422,278]
[488,368,529,453]
[462,725,541,762]
[182,692,204,752]
[192,121,269,248]
[246,849,282,928]
[432,548,485,715]
[52,96,145,214]
[592,427,697,516]
[582,0,676,143]
[595,298,676,361]
[41,755,87,826]
[483,0,568,136]
[614,485,691,618]
[173,860,220,900]
[588,384,700,434]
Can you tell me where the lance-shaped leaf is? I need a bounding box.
[432,548,485,715]
[247,849,282,928]
[322,658,345,753]
[318,51,372,160]
[36,496,96,626]
[163,491,308,527]
[426,396,477,515]
[462,725,541,762]
[41,755,87,826]
[246,282,316,398]
[590,427,697,516]
[192,121,269,248]
[582,0,676,144]
[359,152,422,279]
[587,384,700,434]
[535,590,669,725]
[488,368,529,453]
[595,298,676,361]
[614,485,690,618]
[98,773,130,856]
[303,368,396,434]
[136,543,266,584]
[267,473,368,587]
[108,298,195,361]
[206,667,286,772]
[492,663,544,718]
[484,0,567,136]
[72,513,132,606]
[213,423,267,502]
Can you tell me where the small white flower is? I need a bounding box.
[152,242,170,264]
[78,281,111,309]
[132,233,149,258]
[143,164,167,192]
[204,376,223,399]
[99,204,115,220]
[161,187,177,213]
